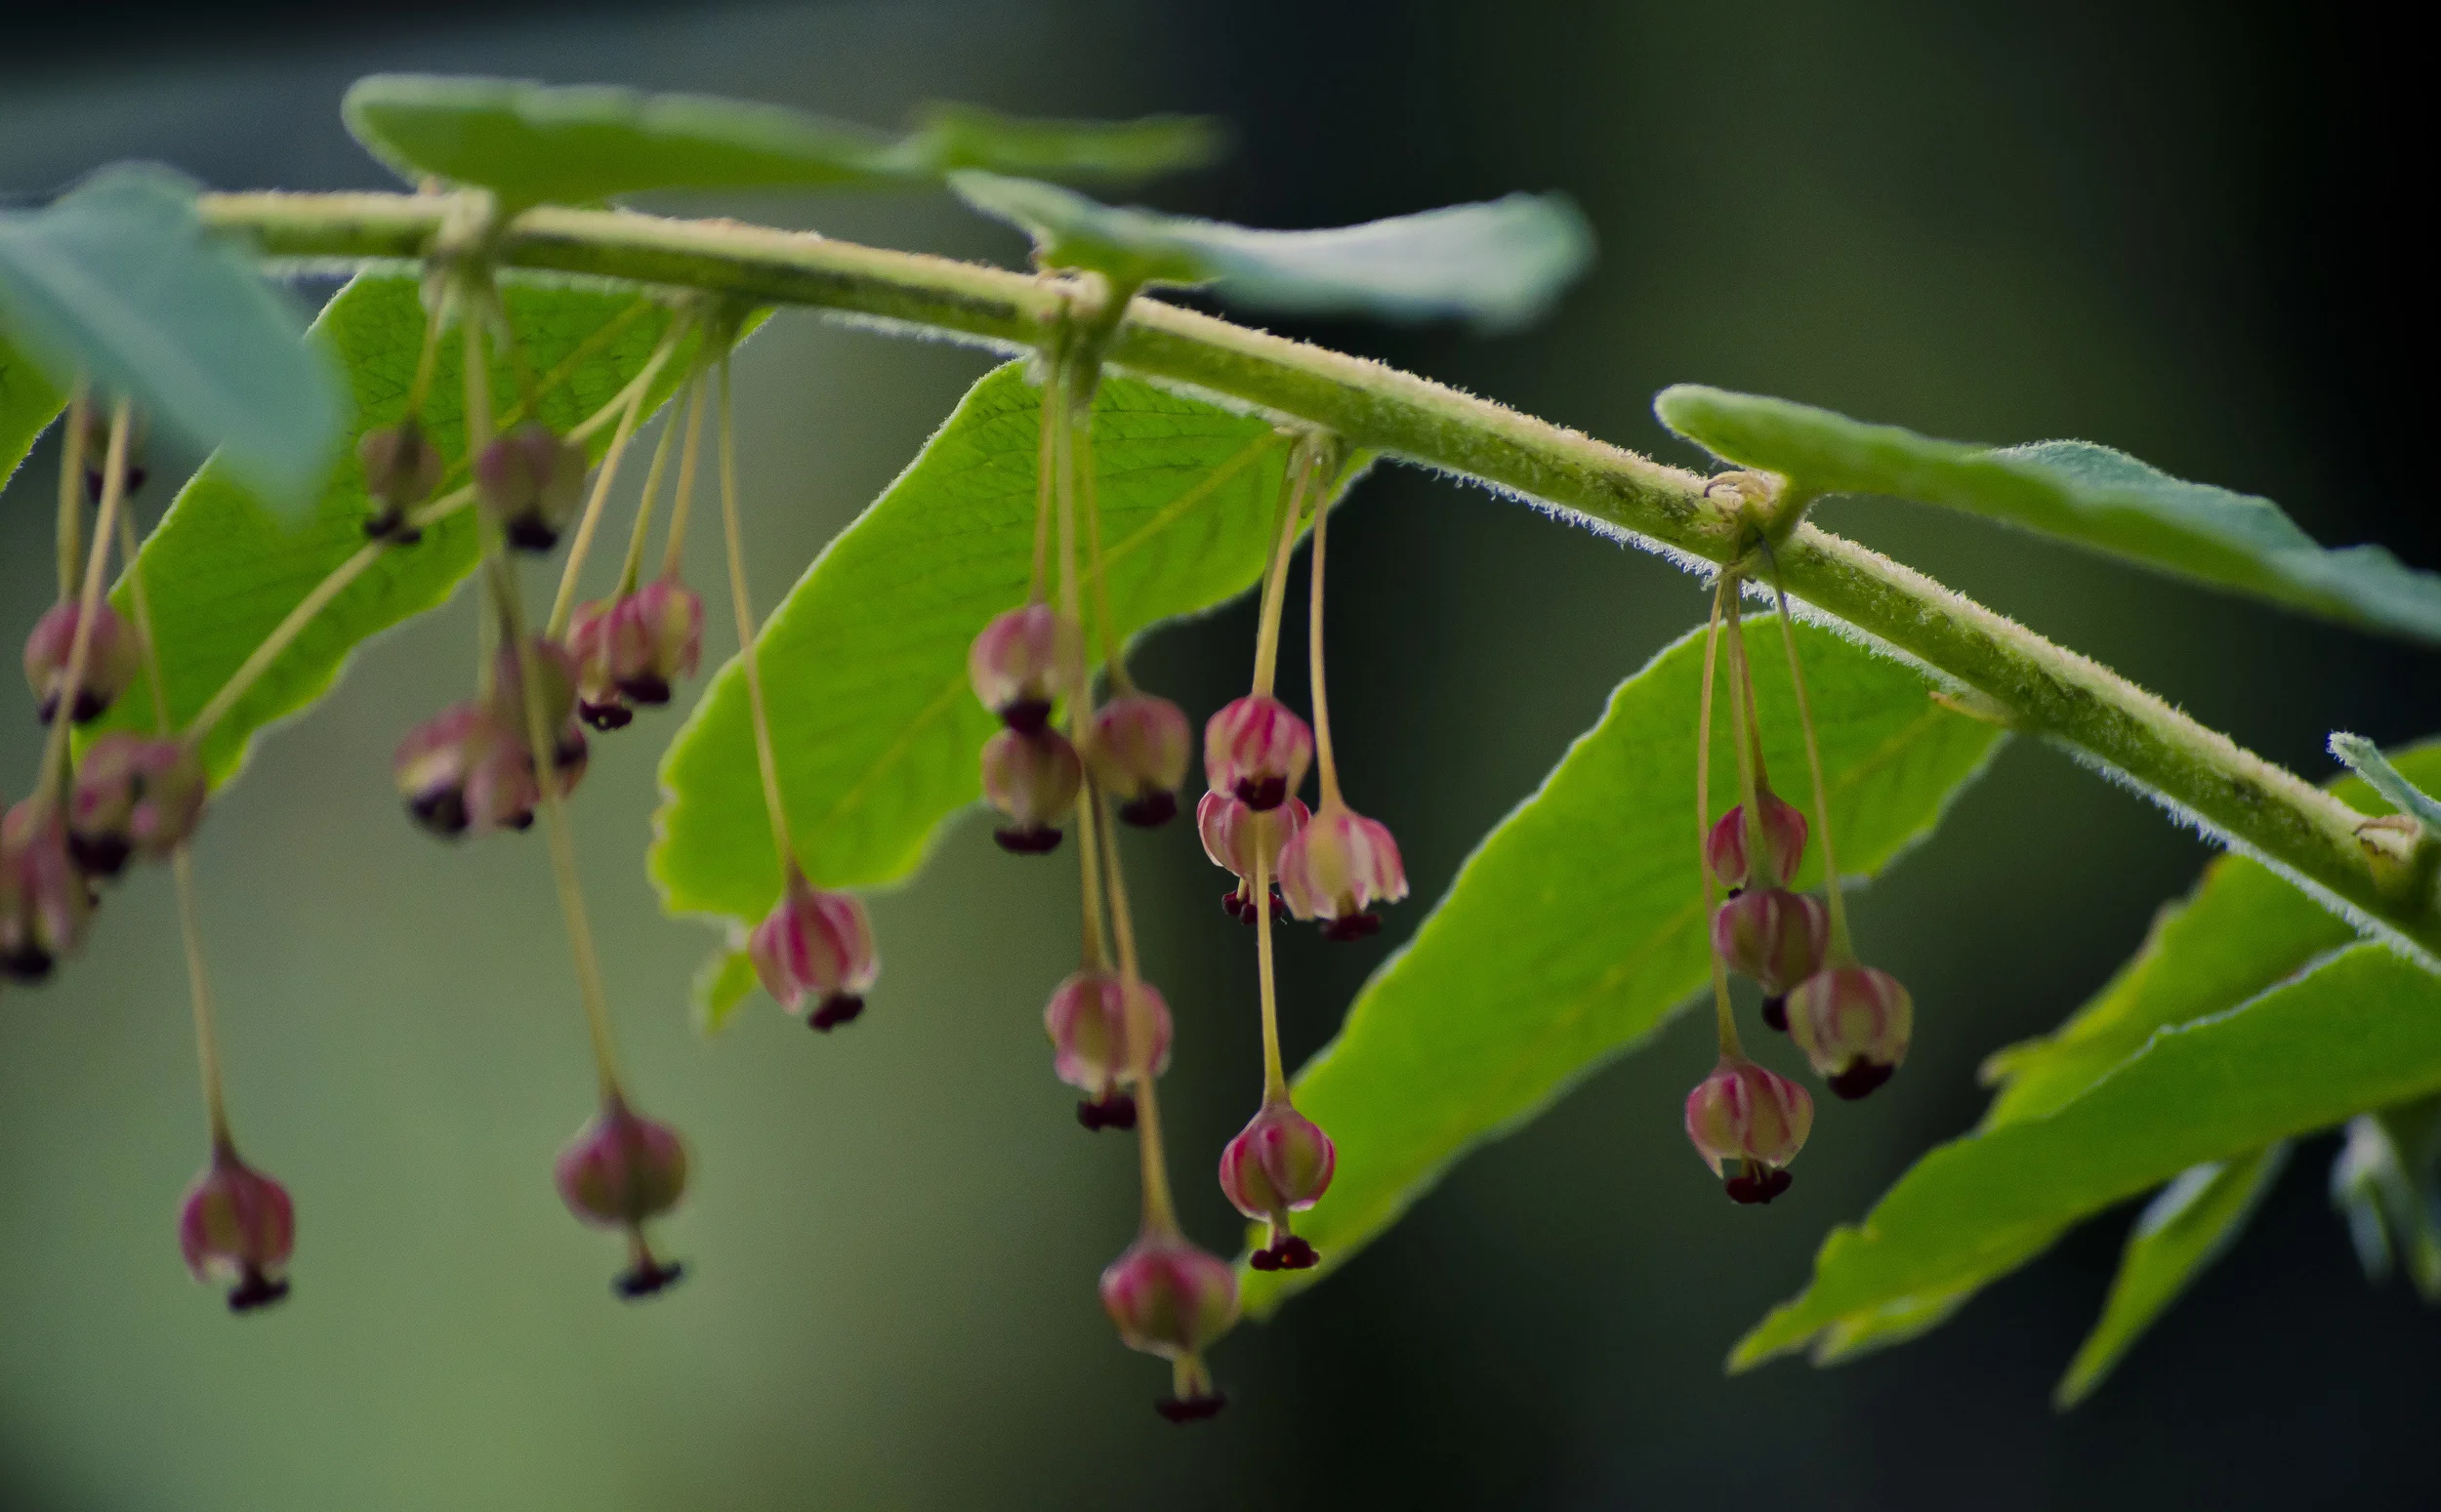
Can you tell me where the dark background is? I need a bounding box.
[1,3,2432,1508]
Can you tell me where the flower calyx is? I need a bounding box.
[178,1139,296,1313]
[1088,692,1191,829]
[358,418,445,543]
[1787,963,1913,1099]
[1705,784,1808,892]
[982,725,1083,854]
[1204,694,1313,812]
[1276,797,1407,941]
[1711,887,1829,1024]
[476,422,588,552]
[749,866,879,1031]
[1220,1096,1337,1271]
[554,1091,691,1299]
[24,600,140,726]
[566,579,705,731]
[1045,967,1173,1131]
[969,603,1084,734]
[1683,1053,1813,1205]
[68,733,207,877]
[1099,1229,1239,1424]
[1197,790,1306,923]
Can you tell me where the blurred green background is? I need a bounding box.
[3,2,2433,1508]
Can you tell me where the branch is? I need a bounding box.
[198,190,2436,954]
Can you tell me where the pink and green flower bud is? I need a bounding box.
[1683,1054,1813,1204]
[1087,693,1191,828]
[24,600,141,726]
[1787,964,1914,1100]
[563,596,633,731]
[393,702,496,838]
[968,603,1083,732]
[1202,694,1312,811]
[358,418,444,542]
[2,799,93,982]
[1705,787,1808,892]
[1220,1098,1337,1271]
[178,1141,295,1313]
[1098,1231,1238,1423]
[475,422,588,552]
[981,726,1082,854]
[1276,801,1407,941]
[1044,968,1173,1129]
[555,1093,690,1298]
[68,733,206,876]
[1196,791,1307,921]
[750,869,879,1031]
[1710,888,1829,1011]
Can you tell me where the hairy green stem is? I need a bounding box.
[197,191,2433,952]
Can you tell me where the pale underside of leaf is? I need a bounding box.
[651,359,1344,929]
[91,272,697,786]
[949,171,1594,333]
[1652,385,2441,645]
[1241,616,2007,1317]
[0,165,345,510]
[1733,944,2441,1371]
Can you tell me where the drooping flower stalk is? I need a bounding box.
[55,385,89,602]
[546,315,688,636]
[714,354,796,868]
[1695,581,1741,1061]
[1758,562,1853,961]
[1087,787,1182,1235]
[1249,441,1319,699]
[656,359,713,584]
[613,382,685,598]
[33,399,135,801]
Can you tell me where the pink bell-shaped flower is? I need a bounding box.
[1276,799,1407,941]
[358,417,445,542]
[23,600,141,726]
[1044,968,1174,1130]
[749,868,880,1031]
[555,1093,691,1298]
[1196,791,1308,922]
[1683,1054,1813,1204]
[981,726,1083,854]
[1220,1097,1338,1271]
[1787,963,1914,1100]
[2,799,93,982]
[1089,693,1191,828]
[1705,786,1809,892]
[1203,694,1312,811]
[1099,1230,1239,1423]
[178,1141,296,1312]
[968,603,1083,733]
[1711,888,1830,1026]
[475,422,588,552]
[68,733,207,876]
[619,579,703,707]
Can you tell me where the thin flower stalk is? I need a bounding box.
[547,317,688,635]
[1696,581,1742,1059]
[715,355,796,864]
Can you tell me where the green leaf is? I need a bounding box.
[1241,616,2007,1316]
[1979,741,2441,1127]
[93,272,697,786]
[1652,386,2441,645]
[691,939,759,1037]
[1,329,65,493]
[901,102,1227,184]
[2329,733,2441,833]
[341,75,1226,208]
[949,172,1594,333]
[1733,945,2441,1371]
[0,165,344,510]
[2053,1142,2289,1409]
[651,361,1329,922]
[2331,1095,2441,1301]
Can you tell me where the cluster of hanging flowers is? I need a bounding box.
[1681,547,1915,1205]
[960,288,1407,1419]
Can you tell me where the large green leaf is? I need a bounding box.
[651,361,1321,921]
[343,75,1223,208]
[94,273,697,785]
[1,329,65,493]
[2053,1142,2289,1409]
[1653,386,2441,645]
[0,166,344,510]
[950,172,1593,333]
[1733,945,2441,1370]
[1979,741,2441,1127]
[1242,616,2007,1315]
